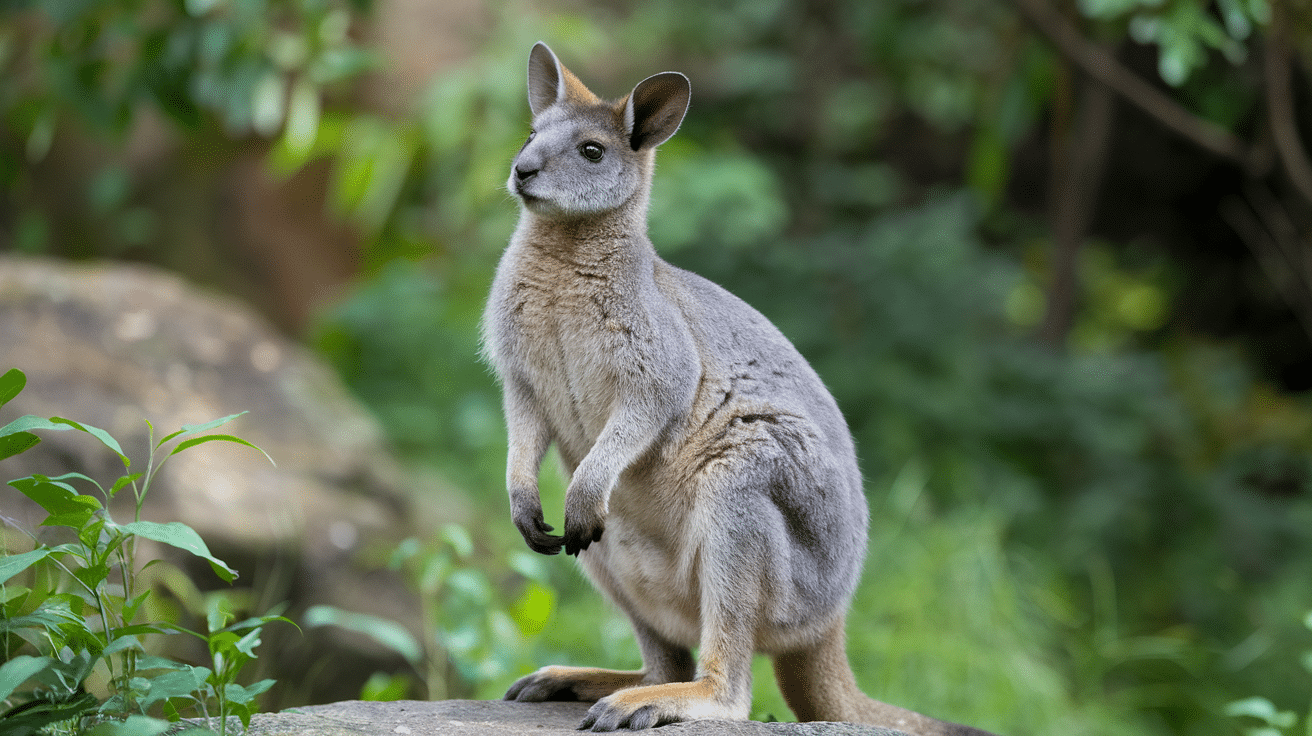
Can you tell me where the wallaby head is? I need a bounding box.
[508,42,690,220]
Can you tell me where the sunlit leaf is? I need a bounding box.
[82,714,172,736]
[157,412,248,446]
[49,417,130,469]
[169,434,275,466]
[303,605,421,664]
[0,367,26,407]
[0,431,40,461]
[0,655,54,702]
[0,547,53,585]
[118,521,238,583]
[9,475,103,529]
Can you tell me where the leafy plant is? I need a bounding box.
[0,367,286,735]
[304,522,556,702]
[1224,611,1312,736]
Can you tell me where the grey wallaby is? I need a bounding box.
[481,42,1000,736]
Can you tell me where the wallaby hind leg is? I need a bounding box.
[504,618,694,703]
[772,617,1001,736]
[576,525,760,730]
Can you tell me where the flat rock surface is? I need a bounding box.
[242,700,913,736]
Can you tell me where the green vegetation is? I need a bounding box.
[3,0,1312,735]
[0,368,286,735]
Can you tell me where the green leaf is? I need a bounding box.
[223,677,275,705]
[136,666,209,710]
[123,589,152,625]
[441,523,474,558]
[82,715,172,736]
[0,367,25,407]
[73,561,111,592]
[1225,697,1297,728]
[0,691,98,734]
[78,516,110,549]
[157,412,248,447]
[102,634,144,657]
[50,416,130,469]
[9,475,103,529]
[303,605,421,664]
[170,434,275,466]
[0,431,40,461]
[233,627,263,658]
[0,599,85,634]
[0,655,54,702]
[110,473,144,498]
[360,671,411,701]
[43,471,106,495]
[0,415,70,437]
[0,547,53,585]
[118,521,238,583]
[510,580,556,637]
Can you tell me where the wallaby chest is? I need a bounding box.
[491,238,670,456]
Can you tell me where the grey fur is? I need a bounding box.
[481,43,1000,736]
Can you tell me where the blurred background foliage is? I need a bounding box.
[4,0,1312,734]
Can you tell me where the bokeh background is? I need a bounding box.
[3,0,1312,734]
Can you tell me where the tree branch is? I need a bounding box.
[1264,12,1312,208]
[1009,0,1257,169]
[1041,78,1116,346]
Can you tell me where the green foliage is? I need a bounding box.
[0,368,285,735]
[1079,0,1269,86]
[307,523,558,702]
[0,0,374,257]
[0,0,372,139]
[3,0,1310,734]
[299,4,1312,734]
[1224,612,1312,736]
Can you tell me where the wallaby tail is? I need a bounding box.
[770,618,1002,736]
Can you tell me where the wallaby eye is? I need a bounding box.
[580,142,605,162]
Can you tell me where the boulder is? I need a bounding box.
[0,255,435,706]
[240,700,913,736]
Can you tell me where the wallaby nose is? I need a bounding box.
[514,164,538,183]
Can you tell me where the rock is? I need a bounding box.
[238,700,913,736]
[0,256,438,706]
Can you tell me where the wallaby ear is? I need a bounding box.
[624,72,690,150]
[527,42,565,116]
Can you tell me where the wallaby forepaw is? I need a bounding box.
[562,493,605,556]
[512,502,564,555]
[563,515,604,556]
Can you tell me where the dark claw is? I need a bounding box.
[579,699,652,731]
[626,705,657,730]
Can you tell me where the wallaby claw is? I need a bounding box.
[578,699,661,731]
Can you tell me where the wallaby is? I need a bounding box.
[481,42,1000,736]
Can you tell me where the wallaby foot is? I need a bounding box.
[503,665,645,703]
[577,680,745,731]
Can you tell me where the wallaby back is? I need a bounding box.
[482,42,1000,736]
